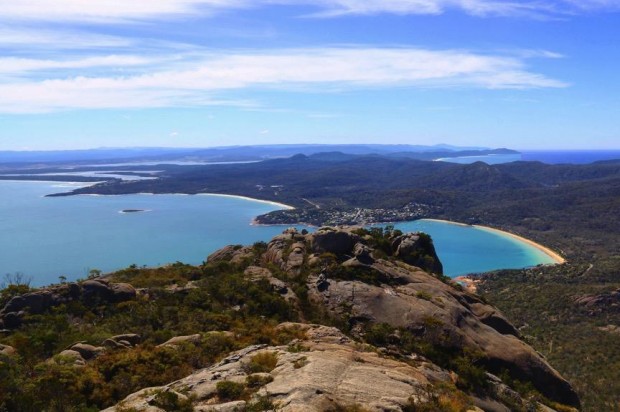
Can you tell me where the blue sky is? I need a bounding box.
[0,0,619,150]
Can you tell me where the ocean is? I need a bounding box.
[0,181,556,286]
[438,150,620,165]
[520,150,620,164]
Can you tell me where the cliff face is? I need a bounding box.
[0,227,579,411]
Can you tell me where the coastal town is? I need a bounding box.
[255,202,438,226]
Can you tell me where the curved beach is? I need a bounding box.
[423,218,565,264]
[196,193,295,210]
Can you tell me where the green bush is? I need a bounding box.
[215,380,245,401]
[246,374,274,388]
[246,352,279,373]
[151,390,194,412]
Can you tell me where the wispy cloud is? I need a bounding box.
[0,55,155,75]
[297,0,620,18]
[0,0,247,23]
[0,0,617,24]
[0,26,134,49]
[0,47,567,113]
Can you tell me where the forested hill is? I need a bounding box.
[47,154,620,207]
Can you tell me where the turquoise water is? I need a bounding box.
[393,220,556,276]
[0,181,304,286]
[0,181,555,286]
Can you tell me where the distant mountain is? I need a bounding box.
[0,144,509,165]
[0,147,191,164]
[46,152,620,209]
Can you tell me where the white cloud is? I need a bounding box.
[285,0,620,17]
[0,0,616,23]
[0,55,154,75]
[0,26,134,49]
[0,0,248,23]
[0,47,567,113]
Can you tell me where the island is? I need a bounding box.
[120,209,147,214]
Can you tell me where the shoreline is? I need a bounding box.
[474,225,566,264]
[421,218,566,264]
[195,193,295,210]
[0,180,295,211]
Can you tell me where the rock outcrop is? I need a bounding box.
[307,260,578,406]
[250,227,578,407]
[574,288,620,314]
[207,245,254,265]
[104,323,565,412]
[0,278,136,329]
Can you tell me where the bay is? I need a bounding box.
[0,181,302,286]
[393,220,556,276]
[0,181,556,286]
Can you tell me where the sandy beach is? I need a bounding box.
[421,218,566,264]
[474,225,566,264]
[197,193,295,210]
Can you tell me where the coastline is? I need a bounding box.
[422,218,471,227]
[474,225,566,264]
[420,218,566,264]
[196,193,295,211]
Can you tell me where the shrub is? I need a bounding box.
[215,380,245,401]
[292,356,308,369]
[364,323,395,347]
[151,390,194,412]
[416,291,433,301]
[246,395,279,411]
[246,374,274,388]
[247,352,279,373]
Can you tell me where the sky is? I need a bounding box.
[0,0,619,151]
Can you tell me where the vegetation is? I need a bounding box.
[478,266,620,411]
[0,255,299,411]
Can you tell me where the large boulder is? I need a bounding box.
[309,227,360,255]
[207,245,253,265]
[110,283,136,302]
[0,279,136,329]
[68,343,105,360]
[392,233,443,274]
[54,350,86,367]
[104,333,142,348]
[2,291,54,314]
[157,334,202,348]
[81,279,114,301]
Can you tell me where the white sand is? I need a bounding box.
[421,218,565,264]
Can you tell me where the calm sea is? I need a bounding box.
[0,181,555,286]
[520,150,620,164]
[438,150,620,165]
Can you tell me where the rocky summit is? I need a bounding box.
[0,226,580,411]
